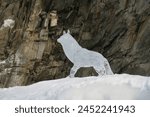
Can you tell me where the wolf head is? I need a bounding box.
[57,30,71,43]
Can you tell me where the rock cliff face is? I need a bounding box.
[0,0,150,87]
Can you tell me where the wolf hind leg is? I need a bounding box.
[104,61,114,75]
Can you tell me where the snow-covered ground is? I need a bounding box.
[0,74,150,100]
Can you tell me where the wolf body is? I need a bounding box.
[57,31,114,77]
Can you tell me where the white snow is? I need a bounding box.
[0,60,6,64]
[0,74,150,100]
[57,31,113,77]
[0,19,15,29]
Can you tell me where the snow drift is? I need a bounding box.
[0,74,150,100]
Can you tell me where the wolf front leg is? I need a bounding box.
[69,65,80,78]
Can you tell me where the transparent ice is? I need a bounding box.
[57,31,114,77]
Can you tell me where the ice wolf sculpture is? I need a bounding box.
[57,30,114,77]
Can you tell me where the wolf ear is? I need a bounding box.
[67,29,70,34]
[63,30,66,34]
